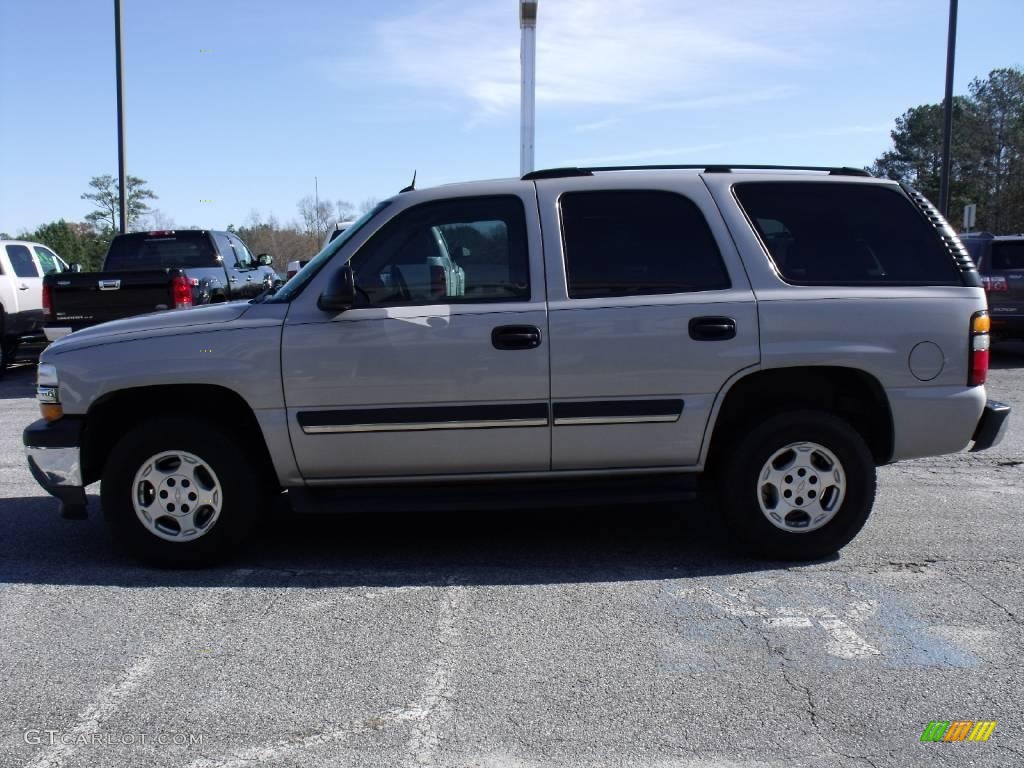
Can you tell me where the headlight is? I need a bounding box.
[37,363,59,387]
[36,363,63,421]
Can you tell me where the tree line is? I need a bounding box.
[8,176,374,273]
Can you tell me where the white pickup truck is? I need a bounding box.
[0,240,69,371]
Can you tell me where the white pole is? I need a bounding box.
[520,1,537,176]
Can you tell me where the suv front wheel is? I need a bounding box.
[101,417,262,566]
[721,410,876,560]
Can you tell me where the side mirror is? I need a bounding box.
[317,265,356,312]
[69,263,84,273]
[256,253,273,267]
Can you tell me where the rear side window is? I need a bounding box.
[104,233,219,271]
[559,190,730,299]
[734,182,960,285]
[991,241,1024,270]
[5,245,40,278]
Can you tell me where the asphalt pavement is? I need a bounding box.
[1,346,1022,768]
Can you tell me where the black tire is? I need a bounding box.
[101,417,264,567]
[720,409,876,561]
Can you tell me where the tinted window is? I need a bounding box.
[734,182,960,285]
[5,245,39,278]
[350,196,529,306]
[104,232,219,270]
[559,190,730,299]
[991,241,1024,270]
[34,246,63,275]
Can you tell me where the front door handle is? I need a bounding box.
[689,316,736,341]
[492,325,542,350]
[18,284,30,290]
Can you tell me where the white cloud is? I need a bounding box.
[353,0,875,120]
[574,117,621,134]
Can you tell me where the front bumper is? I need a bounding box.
[24,417,86,505]
[970,400,1011,452]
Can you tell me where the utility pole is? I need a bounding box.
[114,0,128,233]
[939,0,958,217]
[314,176,321,242]
[519,1,538,176]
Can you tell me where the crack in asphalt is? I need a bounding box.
[946,571,1023,626]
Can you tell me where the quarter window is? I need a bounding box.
[734,182,961,285]
[559,190,730,299]
[349,196,530,306]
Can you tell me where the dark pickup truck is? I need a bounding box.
[43,230,279,341]
[960,231,1024,339]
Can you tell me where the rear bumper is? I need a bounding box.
[970,400,1011,452]
[23,417,86,505]
[43,326,73,342]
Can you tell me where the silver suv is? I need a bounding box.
[23,165,1010,566]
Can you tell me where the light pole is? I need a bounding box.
[939,0,958,217]
[519,1,538,176]
[114,0,128,233]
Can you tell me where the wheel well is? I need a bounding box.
[81,384,278,488]
[706,367,894,470]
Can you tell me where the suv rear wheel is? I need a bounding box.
[101,417,262,566]
[721,410,876,560]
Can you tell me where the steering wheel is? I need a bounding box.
[388,265,412,301]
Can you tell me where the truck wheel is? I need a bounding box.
[720,410,876,561]
[0,308,8,374]
[101,417,263,566]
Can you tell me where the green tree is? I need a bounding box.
[18,220,111,271]
[81,174,158,232]
[871,67,1024,233]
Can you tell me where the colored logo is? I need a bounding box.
[921,721,997,742]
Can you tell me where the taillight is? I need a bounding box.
[171,274,193,309]
[981,275,1008,293]
[42,282,53,320]
[287,269,297,279]
[968,311,990,386]
[429,265,447,298]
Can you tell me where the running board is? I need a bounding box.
[289,473,699,515]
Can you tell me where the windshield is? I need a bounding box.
[991,241,1024,270]
[266,201,392,303]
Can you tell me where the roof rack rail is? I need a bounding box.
[521,164,872,180]
[521,167,594,180]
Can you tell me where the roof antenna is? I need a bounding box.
[400,170,417,193]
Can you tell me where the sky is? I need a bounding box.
[2,0,1024,236]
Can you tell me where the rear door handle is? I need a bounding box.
[492,325,542,350]
[689,316,736,341]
